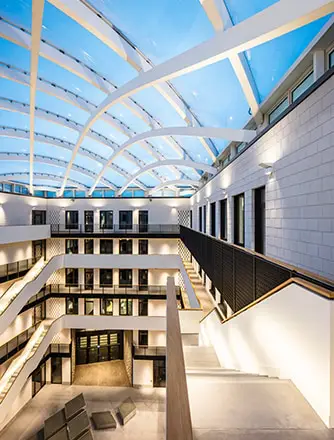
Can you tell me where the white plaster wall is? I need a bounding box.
[149,269,178,285]
[191,75,334,280]
[148,330,166,346]
[0,242,32,264]
[133,359,153,387]
[200,283,332,427]
[148,239,178,255]
[62,358,71,385]
[148,300,166,317]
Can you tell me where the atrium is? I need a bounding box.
[0,0,333,439]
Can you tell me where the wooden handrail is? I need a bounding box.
[166,277,193,440]
[200,277,334,325]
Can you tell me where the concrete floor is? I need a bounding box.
[187,374,334,440]
[0,384,165,440]
[74,360,130,387]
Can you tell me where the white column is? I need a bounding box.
[313,49,325,81]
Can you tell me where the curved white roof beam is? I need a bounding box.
[0,18,191,161]
[0,126,147,191]
[58,0,333,195]
[0,172,87,190]
[48,0,217,159]
[0,63,175,182]
[29,0,45,193]
[88,125,256,195]
[118,160,217,196]
[148,180,201,195]
[0,152,117,190]
[199,0,262,123]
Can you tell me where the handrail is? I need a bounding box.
[0,322,41,364]
[133,345,166,357]
[51,223,180,235]
[0,257,38,283]
[166,276,193,440]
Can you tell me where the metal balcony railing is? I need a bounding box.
[50,223,180,235]
[0,257,38,284]
[133,345,166,357]
[0,322,41,364]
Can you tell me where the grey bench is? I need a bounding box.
[91,411,116,430]
[67,410,90,440]
[64,394,86,422]
[44,409,66,439]
[48,426,68,440]
[118,397,136,425]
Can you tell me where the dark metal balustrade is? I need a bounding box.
[133,345,166,359]
[180,226,334,314]
[0,258,38,284]
[0,322,40,364]
[50,223,180,236]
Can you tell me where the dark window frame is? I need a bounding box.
[220,199,227,240]
[119,210,133,230]
[100,298,113,315]
[65,239,78,254]
[100,210,113,229]
[66,297,78,315]
[234,193,245,247]
[119,298,133,316]
[138,330,148,346]
[84,239,94,254]
[100,239,113,254]
[65,210,79,229]
[139,239,148,255]
[119,239,133,255]
[99,268,113,287]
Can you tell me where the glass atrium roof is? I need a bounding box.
[0,0,332,197]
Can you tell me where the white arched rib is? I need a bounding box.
[29,0,45,193]
[88,125,255,195]
[117,160,217,196]
[58,0,333,195]
[199,0,262,122]
[0,126,147,191]
[0,173,87,190]
[148,180,201,195]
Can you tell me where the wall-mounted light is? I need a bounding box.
[259,163,274,179]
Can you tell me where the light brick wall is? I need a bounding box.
[191,75,334,280]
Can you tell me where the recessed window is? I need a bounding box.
[100,239,113,254]
[66,239,78,254]
[139,239,148,255]
[100,298,113,315]
[32,210,46,225]
[85,299,94,315]
[65,211,78,229]
[65,268,78,287]
[139,299,148,316]
[100,210,113,229]
[203,205,207,233]
[100,269,113,287]
[268,97,289,124]
[138,330,148,346]
[84,239,94,254]
[119,269,132,287]
[120,299,133,316]
[119,211,133,229]
[292,72,313,102]
[119,239,133,254]
[210,202,216,236]
[199,206,203,232]
[329,50,334,68]
[66,297,78,315]
[220,199,227,240]
[234,193,245,247]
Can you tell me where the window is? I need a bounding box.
[100,210,113,229]
[330,50,334,68]
[100,239,113,254]
[292,72,313,102]
[100,269,113,287]
[234,193,245,247]
[120,299,133,316]
[51,357,62,384]
[119,239,132,254]
[210,202,216,236]
[65,211,78,229]
[119,210,133,229]
[190,210,193,228]
[84,210,94,232]
[138,330,148,346]
[119,269,132,287]
[84,239,94,254]
[254,186,266,254]
[32,210,46,225]
[139,239,148,255]
[85,299,94,315]
[100,298,113,315]
[203,205,207,233]
[199,206,202,232]
[65,268,78,287]
[268,97,289,124]
[139,299,148,316]
[220,199,227,240]
[139,210,148,232]
[66,297,78,315]
[66,239,78,254]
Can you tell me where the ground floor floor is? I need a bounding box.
[0,384,166,440]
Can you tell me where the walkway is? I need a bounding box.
[74,360,131,387]
[183,261,214,315]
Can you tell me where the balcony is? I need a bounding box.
[21,284,183,312]
[50,223,180,238]
[133,345,166,360]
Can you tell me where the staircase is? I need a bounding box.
[0,320,52,403]
[182,262,214,315]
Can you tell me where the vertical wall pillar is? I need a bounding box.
[313,50,325,81]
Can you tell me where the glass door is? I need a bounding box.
[139,269,148,291]
[139,210,148,232]
[51,357,62,384]
[254,186,266,254]
[84,210,94,232]
[153,359,166,387]
[33,240,46,261]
